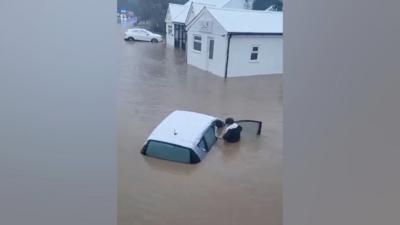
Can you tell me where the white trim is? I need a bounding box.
[250,44,260,62]
[167,24,173,36]
[184,2,195,25]
[207,37,215,60]
[192,34,203,52]
[186,7,207,30]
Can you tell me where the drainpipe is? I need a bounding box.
[224,33,232,79]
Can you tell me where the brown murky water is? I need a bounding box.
[118,26,282,225]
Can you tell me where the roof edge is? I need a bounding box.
[229,32,283,36]
[186,6,208,30]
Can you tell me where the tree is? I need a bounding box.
[252,0,283,11]
[118,0,188,33]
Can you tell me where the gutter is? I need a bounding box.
[228,32,283,36]
[224,33,232,79]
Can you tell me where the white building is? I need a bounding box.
[186,7,283,78]
[165,0,253,49]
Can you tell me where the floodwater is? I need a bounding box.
[118,26,282,225]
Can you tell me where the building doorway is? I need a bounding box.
[174,24,186,49]
[206,37,214,70]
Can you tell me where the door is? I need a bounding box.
[235,120,262,137]
[174,24,179,47]
[174,24,184,48]
[134,30,144,41]
[182,30,187,49]
[137,30,149,41]
[215,120,262,142]
[206,37,214,70]
[143,31,151,41]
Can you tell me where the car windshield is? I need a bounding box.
[144,141,195,164]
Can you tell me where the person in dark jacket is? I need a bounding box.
[220,117,242,143]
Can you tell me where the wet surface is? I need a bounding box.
[118,26,282,225]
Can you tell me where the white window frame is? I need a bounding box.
[167,25,173,36]
[208,38,215,60]
[193,34,202,53]
[250,45,260,62]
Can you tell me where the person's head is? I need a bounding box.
[225,117,235,125]
[215,120,225,128]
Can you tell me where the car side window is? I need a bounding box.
[203,126,217,151]
[198,139,207,151]
[145,141,191,163]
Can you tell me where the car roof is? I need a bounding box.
[129,28,147,31]
[147,110,217,149]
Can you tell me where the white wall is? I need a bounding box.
[187,10,283,78]
[165,22,175,47]
[186,10,228,77]
[228,35,283,77]
[187,32,228,77]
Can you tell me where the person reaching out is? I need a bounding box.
[219,117,242,143]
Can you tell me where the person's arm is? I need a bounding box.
[218,127,229,139]
[215,126,223,139]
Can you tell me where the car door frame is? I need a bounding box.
[142,30,152,41]
[134,30,146,41]
[131,30,141,40]
[197,123,218,152]
[236,120,262,135]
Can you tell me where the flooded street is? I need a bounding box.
[118,26,282,225]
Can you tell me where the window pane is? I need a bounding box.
[209,40,214,59]
[251,53,258,60]
[194,35,201,41]
[236,121,262,136]
[252,46,259,51]
[194,42,201,51]
[204,126,217,150]
[198,139,207,150]
[146,141,191,163]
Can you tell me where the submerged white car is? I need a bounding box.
[124,28,163,43]
[141,110,262,164]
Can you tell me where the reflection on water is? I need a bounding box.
[118,26,282,225]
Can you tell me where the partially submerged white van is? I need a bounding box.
[141,110,262,164]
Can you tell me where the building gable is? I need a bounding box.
[186,8,228,35]
[185,3,203,25]
[185,0,250,25]
[165,3,187,23]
